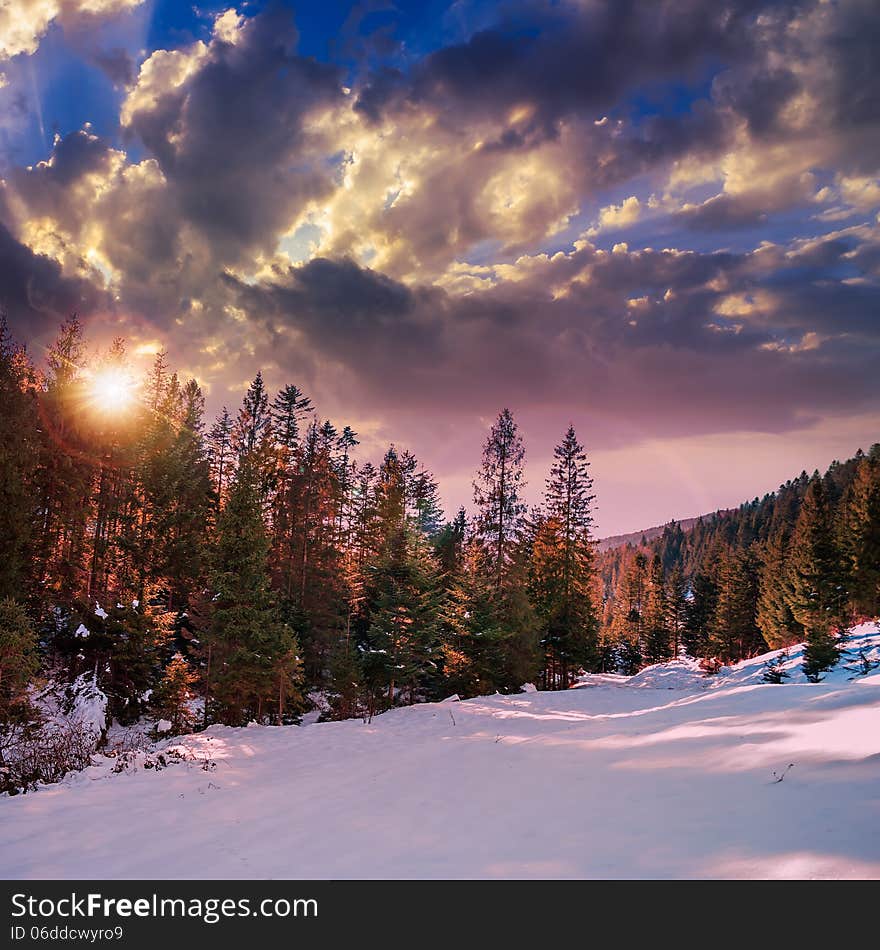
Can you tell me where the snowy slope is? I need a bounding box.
[2,625,879,880]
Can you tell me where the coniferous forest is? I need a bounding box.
[1,316,878,791]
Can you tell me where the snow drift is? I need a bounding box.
[1,624,879,880]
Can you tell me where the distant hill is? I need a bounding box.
[596,515,706,552]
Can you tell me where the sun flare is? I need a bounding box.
[88,367,137,414]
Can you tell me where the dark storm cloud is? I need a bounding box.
[224,256,446,358]
[353,0,810,159]
[821,0,880,134]
[122,2,344,264]
[0,217,110,340]
[221,232,880,439]
[1,0,878,462]
[359,1,774,127]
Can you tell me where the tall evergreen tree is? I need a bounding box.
[0,599,39,724]
[611,550,647,673]
[789,477,848,680]
[643,554,671,664]
[473,408,526,591]
[208,407,234,511]
[532,426,600,686]
[440,541,508,697]
[709,546,762,663]
[203,459,302,725]
[471,410,538,687]
[683,569,717,658]
[233,371,272,459]
[0,319,39,600]
[666,565,687,658]
[756,531,800,649]
[841,450,880,617]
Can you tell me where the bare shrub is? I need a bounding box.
[0,719,98,795]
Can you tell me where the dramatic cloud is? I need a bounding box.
[1,0,878,530]
[0,0,143,62]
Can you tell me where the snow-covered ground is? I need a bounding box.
[2,625,879,880]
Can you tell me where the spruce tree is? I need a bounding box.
[683,569,718,657]
[363,526,442,712]
[666,565,687,658]
[756,531,800,649]
[326,639,364,721]
[470,410,539,686]
[537,425,599,686]
[271,384,313,453]
[473,408,526,590]
[611,550,647,672]
[709,546,762,663]
[233,371,272,459]
[440,541,508,697]
[33,317,94,611]
[435,508,467,576]
[788,477,847,680]
[204,459,303,725]
[208,408,234,511]
[643,554,671,664]
[0,319,38,600]
[0,599,39,724]
[841,451,880,617]
[151,653,198,735]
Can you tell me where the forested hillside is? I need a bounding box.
[597,448,880,674]
[1,316,878,794]
[596,516,703,553]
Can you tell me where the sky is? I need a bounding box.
[0,0,878,536]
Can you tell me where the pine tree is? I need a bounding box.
[0,319,39,600]
[232,371,272,459]
[611,550,647,672]
[683,569,717,657]
[788,477,848,680]
[709,546,762,663]
[643,554,671,664]
[666,565,687,659]
[841,451,880,617]
[440,541,508,697]
[151,653,198,735]
[536,425,599,686]
[204,459,303,725]
[756,531,800,649]
[470,410,539,686]
[362,526,442,712]
[473,408,526,591]
[208,408,234,511]
[33,317,94,610]
[0,599,39,724]
[762,648,790,684]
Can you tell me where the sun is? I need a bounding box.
[88,367,137,414]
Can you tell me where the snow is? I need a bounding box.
[156,720,173,734]
[2,624,879,880]
[73,624,89,639]
[95,605,108,620]
[623,621,880,691]
[63,672,108,736]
